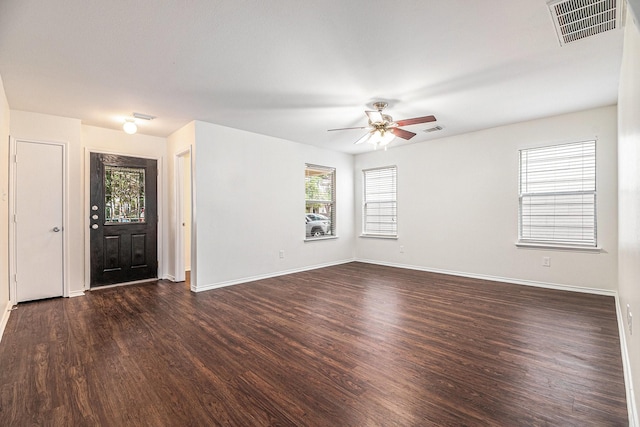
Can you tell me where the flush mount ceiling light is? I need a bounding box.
[122,112,156,135]
[123,119,137,134]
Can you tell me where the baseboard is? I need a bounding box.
[165,274,176,282]
[0,300,14,343]
[194,258,617,296]
[615,295,639,427]
[193,258,355,293]
[355,258,617,296]
[68,290,85,298]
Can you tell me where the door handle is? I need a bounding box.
[91,224,99,230]
[53,227,61,232]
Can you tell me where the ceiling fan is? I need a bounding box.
[328,102,436,149]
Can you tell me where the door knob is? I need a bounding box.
[53,227,60,232]
[91,224,99,230]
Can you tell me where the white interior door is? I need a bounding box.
[181,151,191,274]
[14,140,64,302]
[174,150,192,283]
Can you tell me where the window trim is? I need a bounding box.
[515,241,602,252]
[362,165,398,238]
[517,140,597,250]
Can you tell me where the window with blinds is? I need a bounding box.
[518,140,596,247]
[305,164,335,239]
[363,166,397,236]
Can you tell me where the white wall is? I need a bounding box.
[166,121,196,283]
[618,7,640,423]
[82,125,167,157]
[0,76,10,318]
[355,106,618,292]
[192,121,354,290]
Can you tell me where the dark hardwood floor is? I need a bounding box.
[0,262,628,426]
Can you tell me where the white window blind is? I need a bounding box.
[519,140,596,247]
[363,166,397,236]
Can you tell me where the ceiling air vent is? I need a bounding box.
[133,112,156,121]
[423,125,443,133]
[548,0,621,46]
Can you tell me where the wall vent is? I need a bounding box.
[548,0,621,46]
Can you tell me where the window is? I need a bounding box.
[518,140,596,247]
[363,166,397,237]
[305,164,335,239]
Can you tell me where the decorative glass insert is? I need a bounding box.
[105,166,146,223]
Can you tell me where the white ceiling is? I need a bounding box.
[0,0,624,154]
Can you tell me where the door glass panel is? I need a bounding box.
[104,166,146,224]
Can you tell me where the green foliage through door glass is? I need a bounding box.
[105,166,146,223]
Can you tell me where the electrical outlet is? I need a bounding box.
[400,245,404,254]
[542,257,551,267]
[279,250,284,259]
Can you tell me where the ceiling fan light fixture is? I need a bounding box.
[123,119,137,134]
[369,130,383,146]
[331,102,434,150]
[379,129,395,146]
[367,129,396,149]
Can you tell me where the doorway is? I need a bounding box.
[175,149,192,284]
[10,139,66,302]
[89,153,158,287]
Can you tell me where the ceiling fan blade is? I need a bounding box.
[327,126,368,132]
[365,110,384,123]
[395,115,436,127]
[354,132,373,145]
[392,128,417,140]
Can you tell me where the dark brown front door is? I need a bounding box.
[90,153,158,287]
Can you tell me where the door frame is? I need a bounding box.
[84,148,164,290]
[9,138,70,302]
[174,147,194,284]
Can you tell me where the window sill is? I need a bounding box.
[360,234,398,240]
[304,236,338,242]
[515,242,602,253]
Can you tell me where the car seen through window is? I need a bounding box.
[305,213,331,238]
